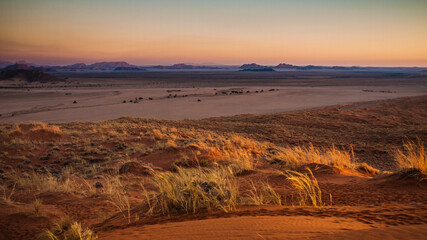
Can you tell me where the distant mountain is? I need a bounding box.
[239,63,275,71]
[0,69,62,83]
[275,63,296,69]
[64,63,88,70]
[240,68,275,72]
[1,63,58,72]
[2,63,34,71]
[150,63,220,70]
[88,61,134,70]
[0,61,13,69]
[240,63,269,69]
[114,66,146,71]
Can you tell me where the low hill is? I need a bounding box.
[0,69,61,83]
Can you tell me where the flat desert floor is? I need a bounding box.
[0,71,426,122]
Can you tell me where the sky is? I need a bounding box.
[0,0,426,66]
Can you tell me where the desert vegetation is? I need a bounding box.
[0,96,426,239]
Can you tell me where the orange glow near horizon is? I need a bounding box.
[1,0,427,67]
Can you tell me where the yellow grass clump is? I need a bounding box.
[14,171,94,196]
[394,139,426,171]
[283,169,323,207]
[148,166,239,215]
[41,218,97,240]
[271,143,355,170]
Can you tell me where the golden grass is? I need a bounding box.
[148,166,239,215]
[40,218,97,240]
[247,181,282,206]
[283,169,323,207]
[357,162,380,175]
[270,143,356,170]
[13,171,94,196]
[394,139,426,171]
[33,198,42,215]
[103,176,131,224]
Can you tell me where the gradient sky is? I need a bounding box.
[1,0,426,66]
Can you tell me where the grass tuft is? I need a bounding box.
[283,168,323,207]
[394,139,426,171]
[148,166,239,215]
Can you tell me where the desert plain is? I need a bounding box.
[0,71,426,239]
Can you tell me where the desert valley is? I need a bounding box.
[1,0,427,239]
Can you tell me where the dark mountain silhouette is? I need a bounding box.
[150,63,220,70]
[2,63,34,71]
[0,69,62,83]
[88,61,134,70]
[240,63,275,71]
[240,68,275,72]
[239,63,268,69]
[275,63,296,69]
[0,61,13,69]
[114,66,146,71]
[64,63,88,69]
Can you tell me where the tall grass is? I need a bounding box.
[247,181,282,206]
[271,144,355,170]
[148,166,239,215]
[283,169,323,207]
[394,139,426,171]
[104,176,131,224]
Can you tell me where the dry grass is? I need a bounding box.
[0,183,15,204]
[147,166,239,215]
[40,217,97,240]
[247,181,282,206]
[357,162,380,175]
[394,139,426,171]
[103,176,131,224]
[13,171,94,196]
[283,169,323,207]
[270,144,356,170]
[33,198,42,215]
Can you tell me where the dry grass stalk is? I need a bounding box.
[247,180,282,206]
[283,168,323,207]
